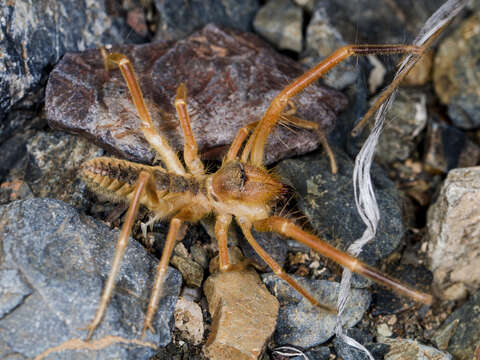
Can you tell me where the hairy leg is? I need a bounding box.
[174,83,205,175]
[142,217,183,337]
[245,44,424,166]
[280,114,337,174]
[226,121,259,162]
[105,52,186,175]
[215,214,233,271]
[85,171,151,340]
[254,216,433,305]
[237,216,336,313]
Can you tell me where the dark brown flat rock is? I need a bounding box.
[46,24,347,165]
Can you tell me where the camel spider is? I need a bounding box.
[80,44,433,340]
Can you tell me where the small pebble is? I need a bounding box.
[174,297,204,345]
[254,0,303,53]
[384,338,452,360]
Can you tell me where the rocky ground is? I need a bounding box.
[1,1,480,359]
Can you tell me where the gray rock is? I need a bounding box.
[0,0,139,123]
[375,90,427,165]
[263,273,371,348]
[170,255,204,288]
[310,0,444,44]
[433,12,480,130]
[154,0,259,41]
[333,328,390,360]
[0,198,182,359]
[0,269,32,319]
[0,131,30,181]
[370,264,433,316]
[274,345,330,360]
[1,131,102,207]
[383,338,452,360]
[238,228,288,272]
[427,167,480,300]
[25,131,103,208]
[424,119,480,173]
[301,6,358,89]
[276,148,405,281]
[305,347,331,360]
[293,0,314,12]
[253,0,303,53]
[433,290,480,359]
[190,243,209,269]
[0,85,45,145]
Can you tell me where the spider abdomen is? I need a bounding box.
[80,157,153,201]
[81,157,207,209]
[152,170,205,196]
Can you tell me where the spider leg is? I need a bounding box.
[280,114,337,174]
[237,216,336,313]
[226,121,259,162]
[174,83,205,175]
[244,44,424,166]
[254,216,433,305]
[142,216,183,338]
[105,52,186,175]
[215,214,233,271]
[85,171,152,340]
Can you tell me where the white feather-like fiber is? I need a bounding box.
[334,1,467,358]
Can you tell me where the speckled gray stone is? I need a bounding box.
[0,198,182,359]
[434,290,480,359]
[0,0,137,121]
[154,0,259,41]
[301,5,358,89]
[276,148,405,285]
[375,89,427,165]
[24,131,103,208]
[253,0,303,53]
[263,273,371,348]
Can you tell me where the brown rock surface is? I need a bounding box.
[203,250,279,360]
[46,24,347,165]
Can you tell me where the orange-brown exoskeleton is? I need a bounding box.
[81,44,432,340]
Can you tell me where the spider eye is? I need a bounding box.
[237,163,246,189]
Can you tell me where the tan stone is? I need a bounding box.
[174,297,204,345]
[203,250,279,360]
[427,167,480,300]
[433,13,480,104]
[384,338,451,360]
[402,50,433,86]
